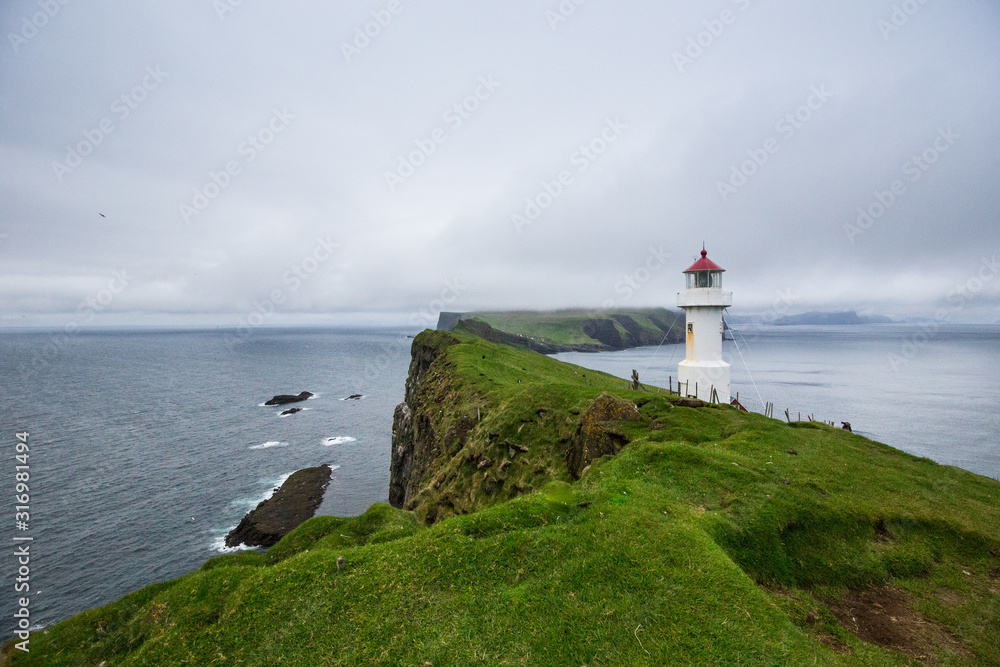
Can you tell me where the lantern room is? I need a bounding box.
[683,249,725,289]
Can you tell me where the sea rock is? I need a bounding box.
[344,394,363,400]
[225,464,332,548]
[280,407,303,416]
[564,392,640,479]
[264,391,314,406]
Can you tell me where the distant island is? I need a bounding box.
[727,310,895,326]
[437,308,684,353]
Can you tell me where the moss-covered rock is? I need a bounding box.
[564,392,640,478]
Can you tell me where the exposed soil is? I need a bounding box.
[825,587,970,663]
[874,517,893,542]
[934,589,965,608]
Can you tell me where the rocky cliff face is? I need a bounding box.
[389,331,461,509]
[389,331,644,523]
[563,392,641,479]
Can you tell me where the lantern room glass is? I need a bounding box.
[686,271,722,289]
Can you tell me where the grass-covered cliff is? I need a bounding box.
[6,331,999,665]
[439,308,684,352]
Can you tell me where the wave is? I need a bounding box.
[322,436,357,446]
[210,528,257,553]
[249,441,289,450]
[230,472,294,509]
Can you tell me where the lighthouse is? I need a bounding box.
[676,247,732,402]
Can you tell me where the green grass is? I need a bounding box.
[6,331,999,665]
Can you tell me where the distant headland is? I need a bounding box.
[437,308,684,353]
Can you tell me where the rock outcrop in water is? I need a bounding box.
[225,464,332,548]
[264,391,313,406]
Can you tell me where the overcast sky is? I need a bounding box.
[1,0,998,328]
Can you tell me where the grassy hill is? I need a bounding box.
[6,331,999,665]
[440,308,684,352]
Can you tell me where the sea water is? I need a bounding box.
[0,328,411,636]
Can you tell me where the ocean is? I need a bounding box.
[1,323,998,637]
[0,328,412,637]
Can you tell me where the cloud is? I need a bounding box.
[1,0,998,326]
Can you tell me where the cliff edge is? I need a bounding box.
[7,331,1000,665]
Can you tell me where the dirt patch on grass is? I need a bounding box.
[934,589,965,608]
[825,588,970,662]
[874,517,893,542]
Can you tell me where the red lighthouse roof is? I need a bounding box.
[683,248,725,273]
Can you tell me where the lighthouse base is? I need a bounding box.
[677,360,730,403]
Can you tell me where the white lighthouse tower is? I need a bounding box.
[676,247,732,402]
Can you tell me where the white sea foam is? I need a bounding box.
[249,441,289,450]
[322,436,357,446]
[230,472,294,508]
[210,528,257,553]
[263,472,294,500]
